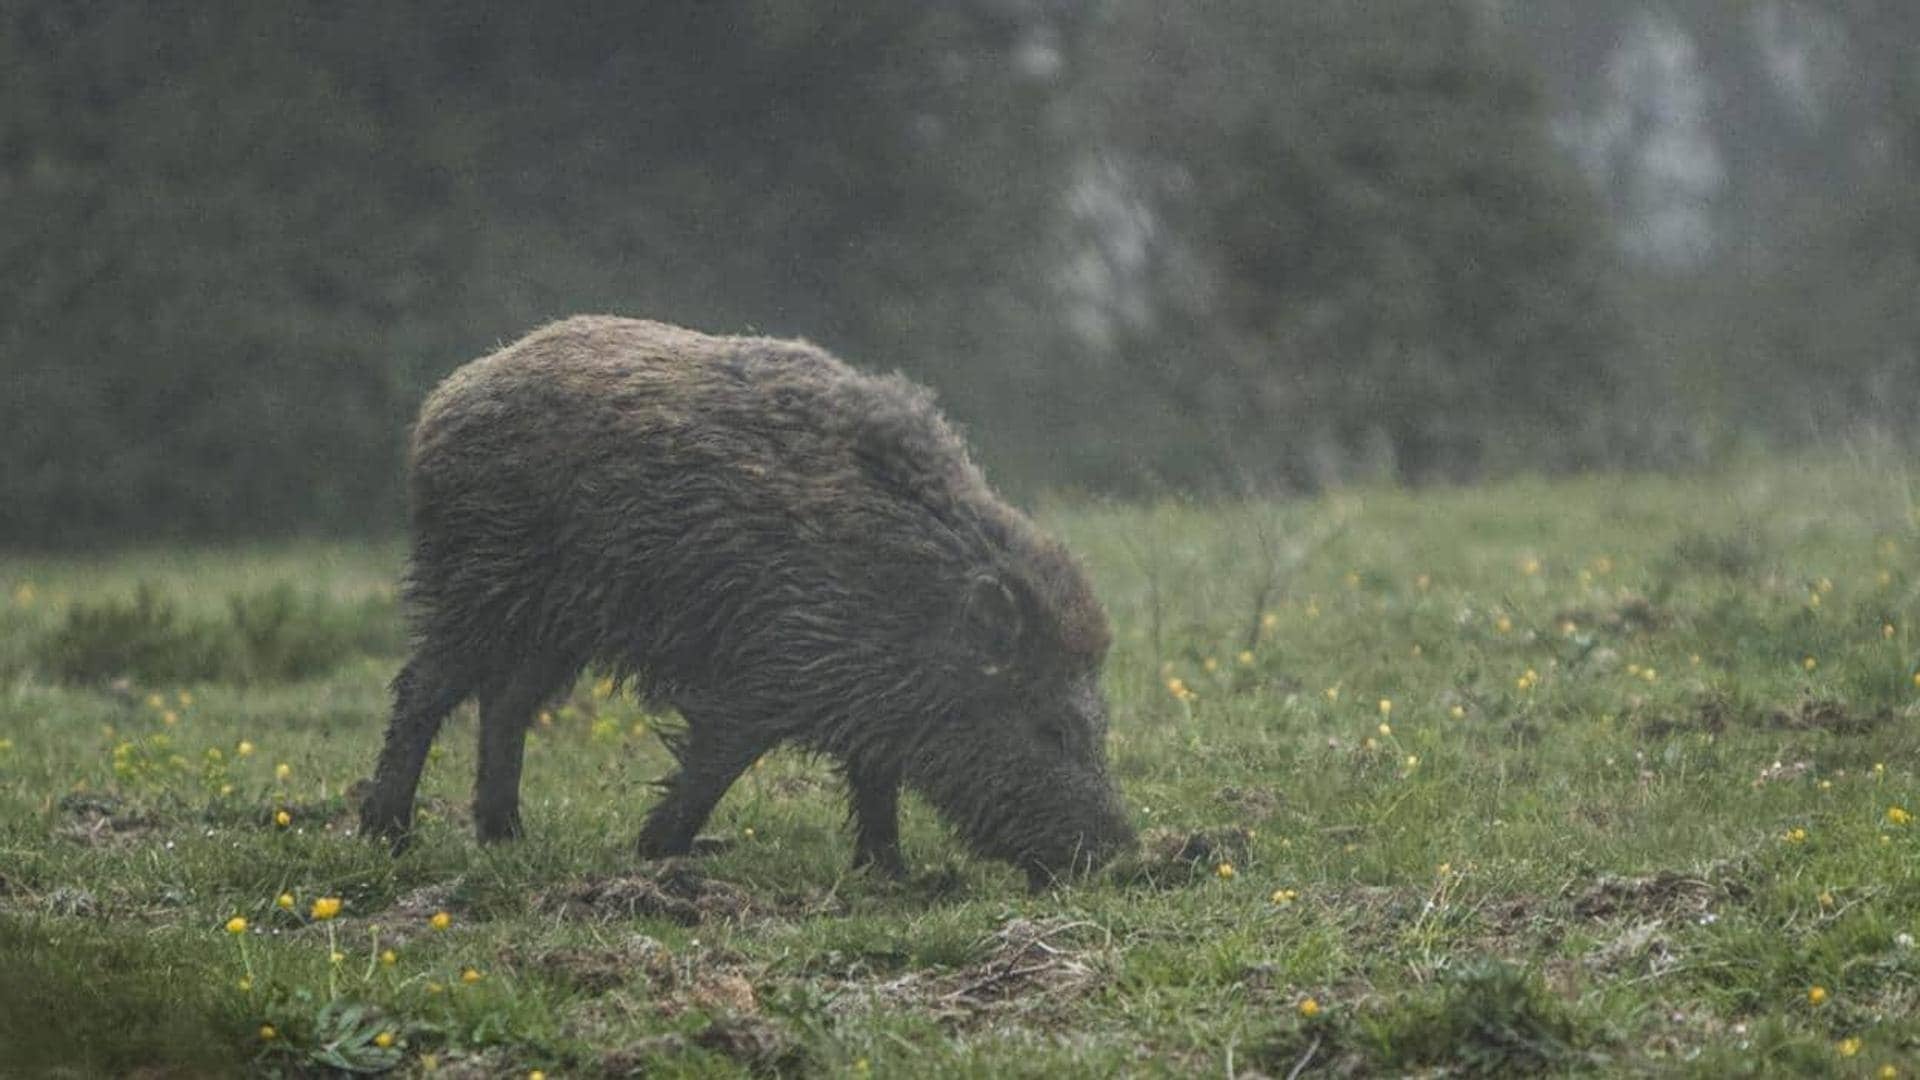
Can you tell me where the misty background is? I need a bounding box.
[3,1,1916,546]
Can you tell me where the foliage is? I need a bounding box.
[37,581,400,685]
[2,1,1641,543]
[1060,0,1626,487]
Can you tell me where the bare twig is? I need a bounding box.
[1285,1035,1322,1080]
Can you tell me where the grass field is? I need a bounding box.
[5,459,1920,1077]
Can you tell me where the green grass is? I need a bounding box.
[5,458,1920,1076]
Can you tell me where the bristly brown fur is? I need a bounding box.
[359,316,1135,885]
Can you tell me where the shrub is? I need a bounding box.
[37,582,402,686]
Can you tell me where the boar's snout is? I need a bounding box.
[1019,786,1138,890]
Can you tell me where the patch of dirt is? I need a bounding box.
[44,884,102,917]
[1569,870,1735,922]
[56,793,160,846]
[826,917,1104,1025]
[1554,595,1667,636]
[1750,759,1813,787]
[540,862,755,925]
[692,1015,799,1072]
[1146,825,1255,869]
[420,1048,510,1080]
[1769,697,1887,736]
[1584,919,1678,977]
[600,1016,801,1076]
[1651,694,1890,740]
[523,934,674,994]
[1215,786,1282,818]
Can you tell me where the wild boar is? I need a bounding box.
[358,316,1135,886]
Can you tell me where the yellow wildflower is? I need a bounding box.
[430,911,452,931]
[259,1025,277,1041]
[381,949,398,966]
[1448,705,1465,719]
[277,892,294,910]
[1888,806,1912,826]
[1839,1037,1861,1058]
[1298,997,1321,1018]
[310,896,342,920]
[1495,615,1512,634]
[236,740,254,757]
[375,1032,394,1049]
[275,762,291,781]
[1271,888,1299,905]
[225,916,248,934]
[1377,722,1392,737]
[461,966,483,984]
[1808,985,1828,1006]
[1237,650,1254,666]
[1378,699,1392,717]
[1215,862,1235,879]
[274,809,291,828]
[1803,656,1818,672]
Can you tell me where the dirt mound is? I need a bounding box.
[541,862,755,925]
[830,917,1104,1024]
[1570,867,1744,921]
[56,793,160,846]
[524,934,675,994]
[600,1015,800,1075]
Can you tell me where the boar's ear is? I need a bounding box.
[960,573,1022,672]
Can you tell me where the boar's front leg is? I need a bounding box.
[845,759,906,879]
[636,719,767,859]
[473,659,574,843]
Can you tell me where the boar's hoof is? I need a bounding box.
[854,851,908,881]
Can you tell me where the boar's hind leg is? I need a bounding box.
[361,652,473,848]
[636,721,767,860]
[474,660,575,843]
[846,760,906,879]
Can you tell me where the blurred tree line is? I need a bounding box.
[2,1,1911,545]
